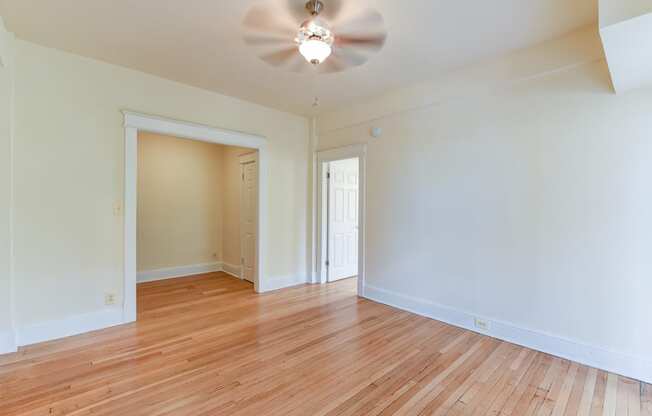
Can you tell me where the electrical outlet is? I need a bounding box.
[105,293,117,306]
[474,318,490,331]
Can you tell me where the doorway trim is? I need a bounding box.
[315,144,367,296]
[122,111,267,323]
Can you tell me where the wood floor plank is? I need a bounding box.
[577,368,598,416]
[590,371,609,416]
[436,343,521,415]
[642,383,652,416]
[564,365,589,416]
[502,353,555,416]
[628,377,642,416]
[0,273,648,416]
[603,373,619,416]
[474,348,539,416]
[615,377,630,416]
[536,359,573,416]
[551,362,580,416]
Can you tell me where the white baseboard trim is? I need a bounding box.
[137,262,223,283]
[5,271,305,351]
[363,284,652,384]
[222,262,241,279]
[0,330,17,354]
[16,308,125,347]
[259,275,307,293]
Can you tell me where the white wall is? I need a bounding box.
[11,39,309,336]
[0,17,15,353]
[137,133,224,273]
[317,26,652,382]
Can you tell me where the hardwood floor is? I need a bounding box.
[0,273,649,415]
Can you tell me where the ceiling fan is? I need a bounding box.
[243,0,387,73]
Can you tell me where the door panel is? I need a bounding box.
[240,157,257,283]
[328,158,359,282]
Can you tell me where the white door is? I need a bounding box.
[240,154,258,283]
[328,158,359,282]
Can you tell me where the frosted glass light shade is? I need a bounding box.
[299,38,332,64]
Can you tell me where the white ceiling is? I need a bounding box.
[0,0,597,115]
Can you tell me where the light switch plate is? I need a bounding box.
[105,293,117,306]
[113,202,122,216]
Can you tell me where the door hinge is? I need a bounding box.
[241,257,245,265]
[325,260,330,267]
[242,172,245,181]
[327,172,331,179]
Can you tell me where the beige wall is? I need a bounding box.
[11,39,309,329]
[317,26,652,374]
[138,133,223,272]
[137,133,253,273]
[0,18,14,351]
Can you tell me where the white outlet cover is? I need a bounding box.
[474,318,490,330]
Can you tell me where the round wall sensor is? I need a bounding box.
[370,127,383,138]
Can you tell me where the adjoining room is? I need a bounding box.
[136,132,258,311]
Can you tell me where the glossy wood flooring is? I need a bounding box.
[1,273,649,415]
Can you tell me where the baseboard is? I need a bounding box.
[363,284,652,384]
[137,262,223,283]
[221,262,241,278]
[0,330,17,354]
[16,308,125,347]
[7,272,303,350]
[259,275,307,293]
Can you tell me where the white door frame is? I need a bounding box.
[315,144,367,296]
[122,111,267,323]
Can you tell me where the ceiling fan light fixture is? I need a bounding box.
[296,18,333,65]
[299,36,332,65]
[243,0,387,72]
